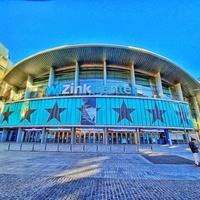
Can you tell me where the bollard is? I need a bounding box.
[8,143,11,150]
[32,144,34,151]
[151,145,153,152]
[20,143,22,150]
[136,145,139,152]
[96,144,98,152]
[123,145,125,152]
[45,144,47,151]
[57,144,59,151]
[83,144,85,152]
[70,144,72,152]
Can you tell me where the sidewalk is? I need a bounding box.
[0,142,194,157]
[0,142,200,200]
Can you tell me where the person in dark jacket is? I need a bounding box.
[189,138,200,167]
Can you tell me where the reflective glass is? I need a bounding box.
[107,67,131,87]
[55,69,75,85]
[135,75,156,98]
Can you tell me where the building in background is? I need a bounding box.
[0,43,12,97]
[0,44,199,145]
[0,43,13,136]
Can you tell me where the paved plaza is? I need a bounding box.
[0,142,200,200]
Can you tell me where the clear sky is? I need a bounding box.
[1,0,200,80]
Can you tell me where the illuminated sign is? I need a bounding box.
[46,83,136,96]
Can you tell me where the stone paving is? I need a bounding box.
[0,142,200,199]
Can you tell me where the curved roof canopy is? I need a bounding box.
[2,44,200,98]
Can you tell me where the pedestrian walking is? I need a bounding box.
[189,138,200,167]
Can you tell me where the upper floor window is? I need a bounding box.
[135,74,156,98]
[54,68,75,85]
[79,66,103,94]
[107,67,131,88]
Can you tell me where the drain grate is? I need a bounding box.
[142,154,194,164]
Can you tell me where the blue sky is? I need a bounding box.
[1,0,200,80]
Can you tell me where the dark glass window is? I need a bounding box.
[135,74,156,98]
[54,68,75,85]
[107,67,131,87]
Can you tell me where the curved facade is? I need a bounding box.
[0,44,200,145]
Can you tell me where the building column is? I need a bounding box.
[71,127,76,144]
[1,128,8,142]
[9,86,18,101]
[175,83,184,101]
[130,63,136,86]
[103,61,107,86]
[16,127,23,142]
[135,128,140,145]
[103,128,108,145]
[75,61,79,87]
[24,75,33,99]
[41,127,46,143]
[0,98,5,119]
[48,66,55,86]
[191,96,200,136]
[155,72,163,98]
[130,63,137,95]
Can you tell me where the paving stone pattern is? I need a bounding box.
[0,144,200,200]
[1,174,200,200]
[142,154,194,164]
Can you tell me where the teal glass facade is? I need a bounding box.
[1,97,193,129]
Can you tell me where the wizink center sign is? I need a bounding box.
[47,83,136,96]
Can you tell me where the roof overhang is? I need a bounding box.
[2,44,200,100]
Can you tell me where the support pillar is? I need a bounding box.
[48,66,55,86]
[9,86,18,101]
[175,83,184,101]
[155,72,163,98]
[41,127,46,143]
[136,128,140,145]
[130,63,136,86]
[0,97,5,120]
[103,61,107,86]
[24,75,33,99]
[16,127,23,142]
[192,96,200,136]
[103,128,108,145]
[1,128,8,142]
[71,127,76,144]
[75,61,79,87]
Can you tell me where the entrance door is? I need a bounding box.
[118,133,122,144]
[46,131,71,143]
[23,131,41,142]
[95,132,99,143]
[107,131,136,145]
[75,130,104,144]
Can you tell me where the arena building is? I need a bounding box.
[0,44,200,145]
